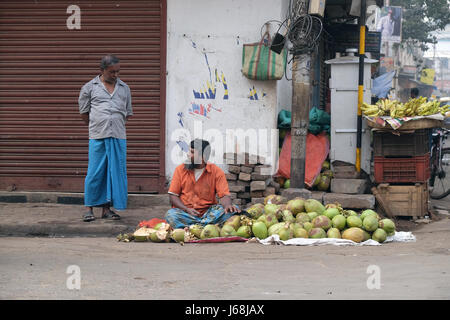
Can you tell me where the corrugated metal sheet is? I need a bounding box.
[0,0,166,193]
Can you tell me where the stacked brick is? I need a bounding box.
[224,153,280,206]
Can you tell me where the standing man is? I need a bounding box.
[79,54,133,222]
[410,88,419,99]
[377,8,395,40]
[165,139,240,229]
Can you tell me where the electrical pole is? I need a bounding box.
[286,0,313,198]
[291,55,311,188]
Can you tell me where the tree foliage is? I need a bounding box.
[390,0,450,50]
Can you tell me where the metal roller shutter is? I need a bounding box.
[0,0,166,193]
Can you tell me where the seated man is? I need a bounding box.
[165,139,241,229]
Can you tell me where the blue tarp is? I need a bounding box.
[372,70,396,98]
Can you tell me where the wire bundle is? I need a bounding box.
[288,14,323,56]
[260,0,324,58]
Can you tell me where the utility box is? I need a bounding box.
[325,51,377,174]
[309,0,326,17]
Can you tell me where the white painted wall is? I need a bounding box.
[165,0,288,179]
[276,0,293,114]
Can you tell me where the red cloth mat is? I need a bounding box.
[276,132,330,187]
[138,218,167,228]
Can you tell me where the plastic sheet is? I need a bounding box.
[256,231,416,246]
[276,132,330,187]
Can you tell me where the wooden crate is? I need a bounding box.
[376,183,429,219]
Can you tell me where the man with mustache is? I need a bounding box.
[79,54,133,222]
[165,139,240,229]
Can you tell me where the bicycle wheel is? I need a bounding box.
[430,148,450,199]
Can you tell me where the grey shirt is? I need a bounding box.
[78,75,133,140]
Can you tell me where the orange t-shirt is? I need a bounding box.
[168,163,230,214]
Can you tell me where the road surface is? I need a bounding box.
[1,216,449,300]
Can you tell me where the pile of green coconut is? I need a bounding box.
[117,195,396,244]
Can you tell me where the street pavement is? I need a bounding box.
[0,195,449,238]
[0,202,169,237]
[0,195,450,299]
[1,216,449,300]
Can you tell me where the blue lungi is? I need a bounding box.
[84,138,128,210]
[165,204,239,229]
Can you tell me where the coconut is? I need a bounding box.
[321,169,333,178]
[303,222,313,232]
[379,219,396,234]
[149,231,163,243]
[323,207,340,220]
[189,224,203,238]
[264,194,277,205]
[273,195,288,205]
[293,226,309,238]
[342,227,365,243]
[343,210,358,217]
[286,198,305,215]
[362,230,371,242]
[304,199,325,214]
[171,229,186,243]
[307,211,319,221]
[251,221,268,239]
[372,228,387,243]
[327,228,341,239]
[133,227,153,242]
[325,203,341,210]
[289,222,302,231]
[309,228,327,239]
[281,209,295,223]
[296,213,310,224]
[150,229,170,243]
[257,213,278,229]
[154,222,171,232]
[236,225,252,238]
[224,215,241,231]
[240,215,253,227]
[200,224,220,239]
[154,222,163,230]
[275,205,286,220]
[268,222,285,236]
[246,203,265,219]
[332,214,347,231]
[313,174,321,187]
[362,216,379,232]
[312,215,332,231]
[264,203,280,217]
[277,224,294,240]
[346,216,363,228]
[284,179,290,189]
[317,175,331,191]
[322,160,330,171]
[360,209,379,221]
[220,224,237,237]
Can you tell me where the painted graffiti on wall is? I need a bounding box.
[248,86,267,100]
[177,112,184,127]
[188,103,222,119]
[193,68,229,100]
[176,140,189,153]
[175,34,231,154]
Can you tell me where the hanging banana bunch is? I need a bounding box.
[361,97,446,118]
